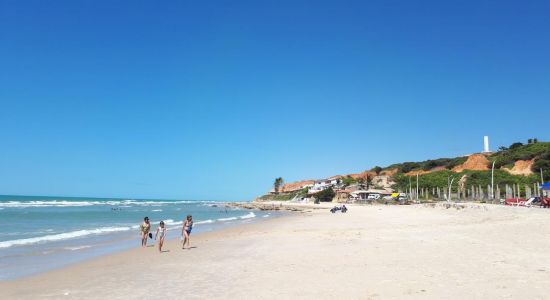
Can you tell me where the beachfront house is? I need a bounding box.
[328,175,346,189]
[308,179,333,194]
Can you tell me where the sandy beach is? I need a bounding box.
[1,202,550,299]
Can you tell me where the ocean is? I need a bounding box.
[0,195,279,280]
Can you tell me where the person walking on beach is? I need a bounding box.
[155,221,167,253]
[139,217,151,247]
[181,215,193,249]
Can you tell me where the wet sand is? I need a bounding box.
[1,203,550,299]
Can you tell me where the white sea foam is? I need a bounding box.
[0,226,131,249]
[217,217,237,222]
[239,212,256,219]
[0,199,200,208]
[152,209,163,212]
[163,219,183,226]
[64,245,92,251]
[194,219,214,225]
[263,214,270,218]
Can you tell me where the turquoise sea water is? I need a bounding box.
[0,195,278,280]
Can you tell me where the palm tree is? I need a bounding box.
[273,177,284,194]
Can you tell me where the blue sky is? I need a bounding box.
[1,0,549,200]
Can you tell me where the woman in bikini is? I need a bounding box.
[181,215,193,249]
[139,216,151,247]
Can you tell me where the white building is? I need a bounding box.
[308,179,332,194]
[483,136,491,153]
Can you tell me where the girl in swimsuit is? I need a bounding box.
[139,217,151,247]
[181,215,193,249]
[155,221,167,253]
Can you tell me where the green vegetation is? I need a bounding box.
[257,191,297,201]
[372,166,383,175]
[386,156,467,173]
[297,187,309,197]
[270,192,295,201]
[392,170,541,193]
[389,141,550,191]
[315,187,335,202]
[341,175,357,186]
[261,140,550,201]
[489,141,550,169]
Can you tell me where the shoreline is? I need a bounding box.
[0,208,301,298]
[0,198,289,281]
[2,202,550,299]
[0,205,289,281]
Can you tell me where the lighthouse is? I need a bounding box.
[483,136,490,153]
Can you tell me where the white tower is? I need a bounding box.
[483,136,490,153]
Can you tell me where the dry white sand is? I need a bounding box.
[1,203,550,299]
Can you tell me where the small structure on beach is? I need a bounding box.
[334,189,352,203]
[350,189,393,202]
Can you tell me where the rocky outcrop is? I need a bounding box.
[227,202,319,212]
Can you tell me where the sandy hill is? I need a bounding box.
[452,154,490,172]
[269,141,549,196]
[503,159,535,176]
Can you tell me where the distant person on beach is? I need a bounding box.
[181,215,193,249]
[139,217,151,247]
[155,221,167,253]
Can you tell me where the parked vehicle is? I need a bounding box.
[367,193,380,200]
[330,205,348,213]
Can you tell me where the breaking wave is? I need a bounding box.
[239,212,256,219]
[0,226,132,249]
[0,200,202,208]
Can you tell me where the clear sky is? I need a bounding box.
[1,0,549,200]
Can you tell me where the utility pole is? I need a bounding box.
[409,176,412,199]
[491,161,495,199]
[416,173,419,203]
[541,168,545,197]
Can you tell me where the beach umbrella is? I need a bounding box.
[540,182,550,190]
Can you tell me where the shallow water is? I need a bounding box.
[0,195,280,280]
